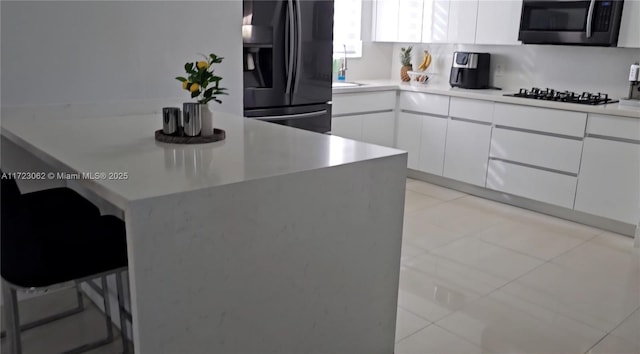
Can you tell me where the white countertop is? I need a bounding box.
[333,79,640,118]
[1,112,403,208]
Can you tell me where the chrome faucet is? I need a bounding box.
[338,44,347,81]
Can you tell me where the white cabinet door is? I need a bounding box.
[396,112,423,169]
[373,0,400,42]
[475,0,522,45]
[418,114,448,175]
[443,119,492,186]
[447,0,478,44]
[574,138,640,224]
[398,0,425,42]
[362,112,396,147]
[487,160,578,209]
[331,115,362,141]
[422,0,450,42]
[618,0,640,48]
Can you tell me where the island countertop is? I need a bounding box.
[1,112,404,209]
[1,108,408,354]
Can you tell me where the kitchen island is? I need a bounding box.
[1,110,407,353]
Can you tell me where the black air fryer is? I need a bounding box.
[449,52,490,89]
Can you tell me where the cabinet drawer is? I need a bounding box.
[399,91,450,116]
[487,160,578,209]
[493,103,587,137]
[587,114,640,142]
[332,91,396,116]
[449,97,494,123]
[490,128,583,173]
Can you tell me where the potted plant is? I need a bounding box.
[400,46,413,82]
[176,53,227,136]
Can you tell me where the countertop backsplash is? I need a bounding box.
[390,43,640,99]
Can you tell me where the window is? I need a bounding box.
[333,0,362,58]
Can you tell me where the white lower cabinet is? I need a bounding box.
[396,111,447,173]
[396,112,423,169]
[574,138,640,224]
[443,119,492,186]
[331,115,362,141]
[332,112,395,147]
[418,114,448,175]
[487,160,578,209]
[362,112,396,147]
[331,91,396,147]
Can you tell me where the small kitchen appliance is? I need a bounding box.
[620,62,640,106]
[518,0,625,46]
[504,87,618,105]
[449,52,490,89]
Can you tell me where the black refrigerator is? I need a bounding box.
[243,0,333,133]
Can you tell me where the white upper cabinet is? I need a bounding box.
[446,0,478,44]
[475,0,523,45]
[373,0,423,42]
[373,0,522,45]
[617,0,640,48]
[422,0,451,42]
[398,0,425,42]
[373,0,400,42]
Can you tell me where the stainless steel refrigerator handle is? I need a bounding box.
[586,0,596,38]
[285,0,295,95]
[293,0,303,94]
[253,110,327,121]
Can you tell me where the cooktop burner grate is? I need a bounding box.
[504,87,618,105]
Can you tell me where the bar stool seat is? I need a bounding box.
[1,172,130,354]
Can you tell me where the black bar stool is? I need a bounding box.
[1,172,130,353]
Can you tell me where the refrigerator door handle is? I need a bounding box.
[285,0,295,95]
[293,0,302,94]
[252,110,327,121]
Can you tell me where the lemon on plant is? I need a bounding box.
[182,81,189,90]
[189,83,200,92]
[197,61,209,70]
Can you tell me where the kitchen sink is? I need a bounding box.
[332,81,364,88]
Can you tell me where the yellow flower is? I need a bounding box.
[182,81,189,90]
[197,61,209,70]
[189,83,200,92]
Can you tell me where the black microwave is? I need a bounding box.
[518,0,625,46]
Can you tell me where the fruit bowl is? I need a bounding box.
[407,71,429,87]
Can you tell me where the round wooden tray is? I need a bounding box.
[154,129,226,144]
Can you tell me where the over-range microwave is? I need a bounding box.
[518,0,625,46]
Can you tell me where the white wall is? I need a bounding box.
[346,42,395,81]
[390,43,640,98]
[1,1,242,115]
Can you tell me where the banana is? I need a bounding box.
[418,50,432,72]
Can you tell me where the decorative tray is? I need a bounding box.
[154,129,226,144]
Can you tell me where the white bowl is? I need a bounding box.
[407,71,429,86]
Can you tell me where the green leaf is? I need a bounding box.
[191,90,200,98]
[214,99,222,104]
[176,76,187,82]
[203,87,214,97]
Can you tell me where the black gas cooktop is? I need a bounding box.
[504,87,618,105]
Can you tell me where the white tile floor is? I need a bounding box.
[397,178,639,354]
[2,178,638,353]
